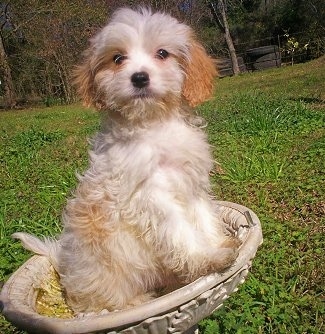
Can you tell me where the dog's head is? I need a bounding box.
[74,8,216,122]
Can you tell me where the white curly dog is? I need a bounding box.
[14,7,239,313]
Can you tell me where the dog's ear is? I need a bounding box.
[73,51,96,108]
[182,41,217,107]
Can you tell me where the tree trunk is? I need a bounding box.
[209,1,240,75]
[0,32,16,108]
[218,0,240,75]
[54,51,73,104]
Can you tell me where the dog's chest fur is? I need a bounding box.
[91,117,213,199]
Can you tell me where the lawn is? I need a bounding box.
[1,56,324,333]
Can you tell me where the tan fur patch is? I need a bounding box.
[182,40,217,107]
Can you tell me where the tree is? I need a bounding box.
[3,0,108,106]
[0,3,17,108]
[208,1,240,75]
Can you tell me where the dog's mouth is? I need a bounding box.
[132,88,156,100]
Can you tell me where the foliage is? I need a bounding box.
[0,1,324,107]
[1,0,108,106]
[281,30,309,65]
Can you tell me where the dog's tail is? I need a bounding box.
[12,232,60,270]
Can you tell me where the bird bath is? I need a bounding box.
[0,201,262,334]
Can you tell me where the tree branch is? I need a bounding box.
[207,1,225,32]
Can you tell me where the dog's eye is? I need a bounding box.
[156,49,169,60]
[113,54,127,65]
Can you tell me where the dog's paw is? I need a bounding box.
[179,236,240,283]
[208,235,240,272]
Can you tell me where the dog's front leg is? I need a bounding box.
[150,193,238,283]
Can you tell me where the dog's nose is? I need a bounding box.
[131,71,150,88]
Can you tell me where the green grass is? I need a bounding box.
[0,106,99,284]
[1,57,324,333]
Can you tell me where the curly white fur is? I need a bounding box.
[13,7,239,313]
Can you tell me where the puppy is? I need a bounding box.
[13,7,239,313]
